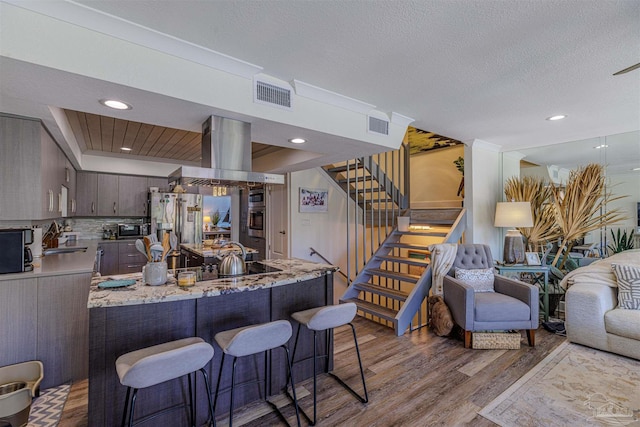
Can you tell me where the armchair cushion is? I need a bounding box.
[455,267,494,292]
[475,292,531,322]
[605,308,640,340]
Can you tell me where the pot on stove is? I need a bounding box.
[217,241,247,277]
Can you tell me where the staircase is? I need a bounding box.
[340,208,466,336]
[321,140,466,336]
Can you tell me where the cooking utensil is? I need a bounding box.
[146,234,158,244]
[143,236,152,262]
[170,232,178,251]
[135,239,148,258]
[161,232,171,261]
[150,243,164,262]
[218,241,247,276]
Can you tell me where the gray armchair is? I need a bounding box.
[442,244,539,348]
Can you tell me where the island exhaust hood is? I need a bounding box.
[169,116,285,187]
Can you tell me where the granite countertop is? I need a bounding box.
[88,258,338,308]
[180,243,258,258]
[0,241,98,281]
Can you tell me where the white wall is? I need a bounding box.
[466,139,502,258]
[410,145,463,207]
[289,168,353,301]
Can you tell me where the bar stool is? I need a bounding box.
[115,337,216,427]
[289,302,368,425]
[213,320,300,427]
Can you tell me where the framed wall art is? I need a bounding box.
[299,187,328,213]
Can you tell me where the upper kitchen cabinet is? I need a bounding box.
[0,114,69,220]
[76,173,163,217]
[118,175,148,217]
[76,172,98,216]
[65,158,77,216]
[97,174,119,216]
[147,176,168,192]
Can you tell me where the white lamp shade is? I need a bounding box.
[494,202,533,228]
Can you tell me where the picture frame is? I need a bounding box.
[525,252,541,266]
[299,187,329,213]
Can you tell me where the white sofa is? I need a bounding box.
[565,249,640,360]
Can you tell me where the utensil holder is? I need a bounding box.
[142,261,168,286]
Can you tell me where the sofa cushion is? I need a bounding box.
[605,308,640,340]
[455,267,495,292]
[474,292,530,322]
[612,263,640,310]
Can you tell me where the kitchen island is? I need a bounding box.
[88,258,337,426]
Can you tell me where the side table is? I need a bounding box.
[495,264,550,322]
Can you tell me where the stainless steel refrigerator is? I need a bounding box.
[149,192,202,244]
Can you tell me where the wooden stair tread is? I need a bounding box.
[383,242,432,251]
[353,282,409,300]
[341,298,398,322]
[375,254,430,266]
[364,268,420,283]
[395,230,448,237]
[325,164,365,173]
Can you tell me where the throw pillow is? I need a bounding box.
[612,263,640,310]
[454,267,495,292]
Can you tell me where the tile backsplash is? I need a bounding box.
[69,217,145,239]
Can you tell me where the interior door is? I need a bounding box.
[268,176,289,260]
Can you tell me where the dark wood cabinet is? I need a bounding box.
[76,172,98,216]
[0,273,92,390]
[118,175,148,217]
[98,242,119,276]
[37,273,91,389]
[0,115,70,220]
[97,174,119,216]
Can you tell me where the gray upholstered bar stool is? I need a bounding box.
[289,302,368,425]
[213,320,300,427]
[115,337,216,427]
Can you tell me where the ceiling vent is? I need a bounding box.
[368,116,389,135]
[254,79,292,110]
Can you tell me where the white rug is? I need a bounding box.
[479,341,640,426]
[27,384,70,427]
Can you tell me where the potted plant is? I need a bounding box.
[607,228,635,255]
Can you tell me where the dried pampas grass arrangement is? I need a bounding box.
[549,163,627,267]
[504,163,628,269]
[504,176,560,251]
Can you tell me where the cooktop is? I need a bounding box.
[173,262,282,282]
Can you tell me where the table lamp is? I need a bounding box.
[203,215,211,231]
[494,201,533,264]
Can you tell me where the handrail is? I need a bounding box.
[309,247,349,281]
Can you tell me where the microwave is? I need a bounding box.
[117,223,149,239]
[248,188,265,206]
[0,228,34,274]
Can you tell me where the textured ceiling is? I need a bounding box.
[73,0,640,151]
[1,0,639,173]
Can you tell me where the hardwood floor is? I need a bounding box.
[58,317,565,426]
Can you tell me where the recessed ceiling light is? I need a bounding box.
[120,147,132,151]
[594,144,609,149]
[100,99,132,110]
[289,138,306,144]
[546,115,567,121]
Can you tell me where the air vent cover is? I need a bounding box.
[368,116,389,135]
[254,80,292,109]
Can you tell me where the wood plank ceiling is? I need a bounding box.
[64,109,282,163]
[65,109,202,162]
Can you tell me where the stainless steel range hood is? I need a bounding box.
[169,116,284,187]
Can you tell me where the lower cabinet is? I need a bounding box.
[98,243,119,276]
[99,241,148,275]
[0,273,92,389]
[37,274,91,389]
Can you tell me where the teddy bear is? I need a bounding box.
[428,295,454,337]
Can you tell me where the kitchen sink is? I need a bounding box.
[43,246,88,255]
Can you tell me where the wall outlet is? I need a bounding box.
[301,218,311,226]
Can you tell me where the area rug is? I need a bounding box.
[479,341,640,426]
[27,383,70,427]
